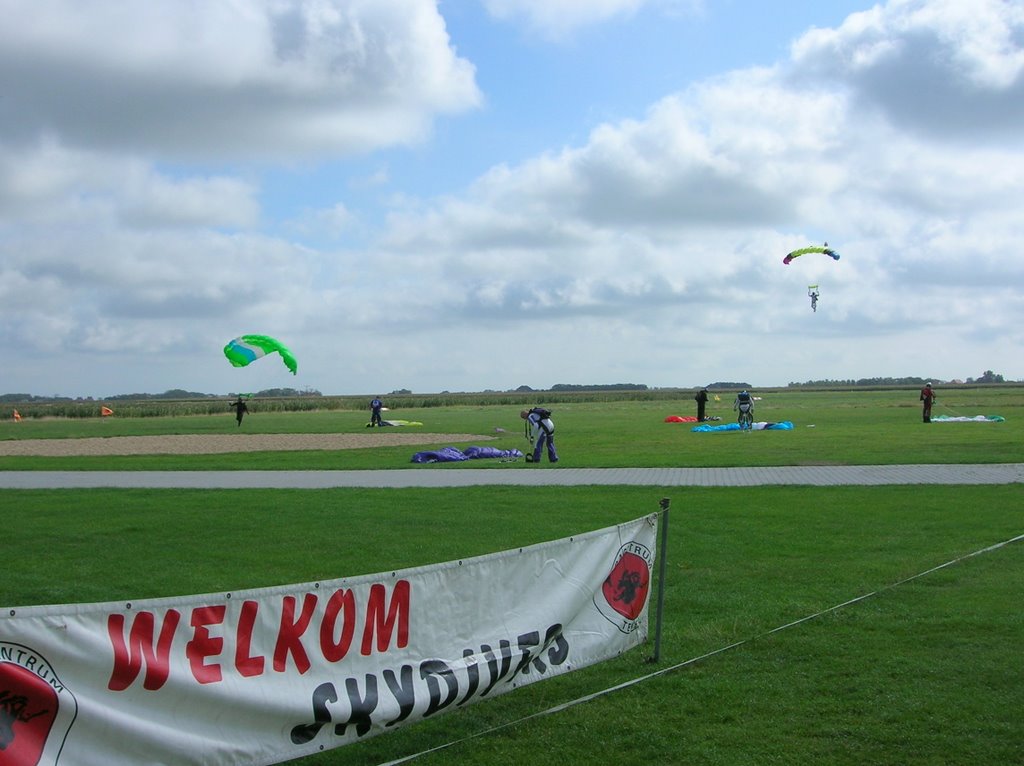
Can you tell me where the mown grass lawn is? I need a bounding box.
[2,388,1022,765]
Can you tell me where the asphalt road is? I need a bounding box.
[2,463,1022,489]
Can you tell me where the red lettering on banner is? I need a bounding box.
[320,589,356,662]
[186,605,226,684]
[235,600,265,677]
[107,610,182,691]
[361,581,410,655]
[273,593,318,674]
[105,580,413,691]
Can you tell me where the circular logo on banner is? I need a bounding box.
[0,643,77,766]
[594,541,653,634]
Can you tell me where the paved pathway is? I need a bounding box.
[2,464,1022,489]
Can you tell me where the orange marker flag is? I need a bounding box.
[101,406,114,416]
[13,409,21,422]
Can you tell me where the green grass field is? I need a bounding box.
[2,387,1023,765]
[2,386,1023,470]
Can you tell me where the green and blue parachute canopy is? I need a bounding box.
[223,335,297,375]
[783,245,840,265]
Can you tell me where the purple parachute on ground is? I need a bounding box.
[411,446,524,463]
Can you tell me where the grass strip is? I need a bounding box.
[3,484,1022,765]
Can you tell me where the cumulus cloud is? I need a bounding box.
[790,0,1024,140]
[0,0,481,160]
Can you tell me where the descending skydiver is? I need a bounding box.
[808,284,820,312]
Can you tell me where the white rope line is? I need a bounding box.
[378,531,1024,766]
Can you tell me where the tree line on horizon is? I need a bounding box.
[0,371,1013,404]
[0,388,323,404]
[787,370,1010,387]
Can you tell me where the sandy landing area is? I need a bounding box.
[0,432,495,457]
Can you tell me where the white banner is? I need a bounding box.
[0,513,658,766]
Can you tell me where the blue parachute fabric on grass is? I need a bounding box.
[692,422,741,433]
[411,446,524,463]
[692,421,794,433]
[931,415,1005,423]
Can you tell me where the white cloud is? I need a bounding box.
[0,141,260,242]
[0,0,481,160]
[790,0,1024,139]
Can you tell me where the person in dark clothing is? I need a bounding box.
[369,397,384,427]
[920,383,935,423]
[695,388,709,421]
[230,396,249,427]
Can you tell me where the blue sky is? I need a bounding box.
[2,0,1022,398]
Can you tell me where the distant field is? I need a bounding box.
[2,387,1022,765]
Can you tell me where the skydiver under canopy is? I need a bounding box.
[808,284,819,312]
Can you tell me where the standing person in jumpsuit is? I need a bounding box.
[695,387,709,421]
[919,383,935,423]
[521,407,559,463]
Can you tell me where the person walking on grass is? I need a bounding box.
[230,395,248,427]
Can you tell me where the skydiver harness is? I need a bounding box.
[525,407,554,439]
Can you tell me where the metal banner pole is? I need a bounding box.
[649,497,670,663]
